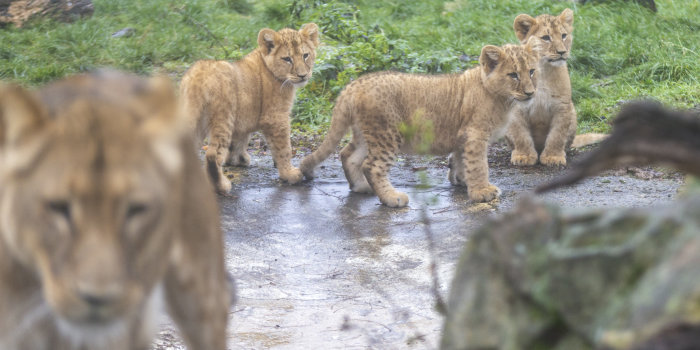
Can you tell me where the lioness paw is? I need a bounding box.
[281,167,304,184]
[510,151,538,166]
[540,153,567,166]
[468,184,501,202]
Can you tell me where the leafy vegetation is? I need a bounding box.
[1,0,698,134]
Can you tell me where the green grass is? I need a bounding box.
[1,0,698,133]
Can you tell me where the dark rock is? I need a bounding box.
[0,0,93,28]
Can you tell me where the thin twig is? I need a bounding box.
[173,5,231,58]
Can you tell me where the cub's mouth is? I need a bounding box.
[548,57,567,62]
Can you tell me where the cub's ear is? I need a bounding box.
[559,8,574,27]
[257,28,278,54]
[479,45,503,75]
[300,22,320,47]
[513,14,537,42]
[0,83,47,149]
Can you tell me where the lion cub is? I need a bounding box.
[301,44,538,207]
[506,9,577,166]
[180,23,320,193]
[0,71,231,350]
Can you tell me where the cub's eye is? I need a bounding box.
[126,203,148,220]
[47,200,71,220]
[303,53,309,60]
[562,33,567,40]
[507,72,519,80]
[529,69,535,77]
[541,35,551,41]
[282,57,292,63]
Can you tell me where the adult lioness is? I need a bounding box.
[300,44,538,207]
[506,9,581,166]
[0,71,231,350]
[180,23,320,193]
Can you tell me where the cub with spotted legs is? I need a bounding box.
[301,44,538,207]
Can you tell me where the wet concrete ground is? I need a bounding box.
[154,143,683,350]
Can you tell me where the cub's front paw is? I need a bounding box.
[539,153,567,166]
[510,151,538,166]
[216,178,232,194]
[280,167,304,184]
[379,191,409,208]
[468,184,501,202]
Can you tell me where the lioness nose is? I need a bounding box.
[80,293,114,308]
[556,50,566,55]
[525,91,534,97]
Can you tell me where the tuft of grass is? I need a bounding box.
[0,0,698,133]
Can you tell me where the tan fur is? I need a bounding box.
[506,8,577,166]
[571,132,607,148]
[301,44,538,207]
[180,23,320,193]
[0,71,231,350]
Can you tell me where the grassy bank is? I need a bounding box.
[1,0,698,133]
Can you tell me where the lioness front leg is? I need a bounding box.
[164,251,231,350]
[540,103,576,166]
[261,119,303,184]
[506,109,538,166]
[463,129,501,202]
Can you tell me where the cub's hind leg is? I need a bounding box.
[340,129,372,193]
[448,149,467,186]
[205,118,234,193]
[362,133,408,207]
[225,133,251,167]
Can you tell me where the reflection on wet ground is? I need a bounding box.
[155,148,683,349]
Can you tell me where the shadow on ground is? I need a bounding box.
[154,142,683,350]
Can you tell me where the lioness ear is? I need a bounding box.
[559,8,574,27]
[140,76,184,175]
[0,84,47,149]
[142,75,179,125]
[513,14,537,42]
[480,45,503,75]
[300,22,320,47]
[257,28,277,54]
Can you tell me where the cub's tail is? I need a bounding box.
[571,133,608,148]
[300,96,353,179]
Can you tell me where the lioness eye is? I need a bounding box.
[529,69,535,77]
[541,35,551,41]
[562,33,567,40]
[303,53,309,60]
[126,203,148,219]
[47,200,71,220]
[507,72,519,80]
[282,57,292,63]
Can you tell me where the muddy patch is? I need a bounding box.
[154,137,683,349]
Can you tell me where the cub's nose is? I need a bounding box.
[297,73,308,80]
[556,50,566,55]
[525,91,534,97]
